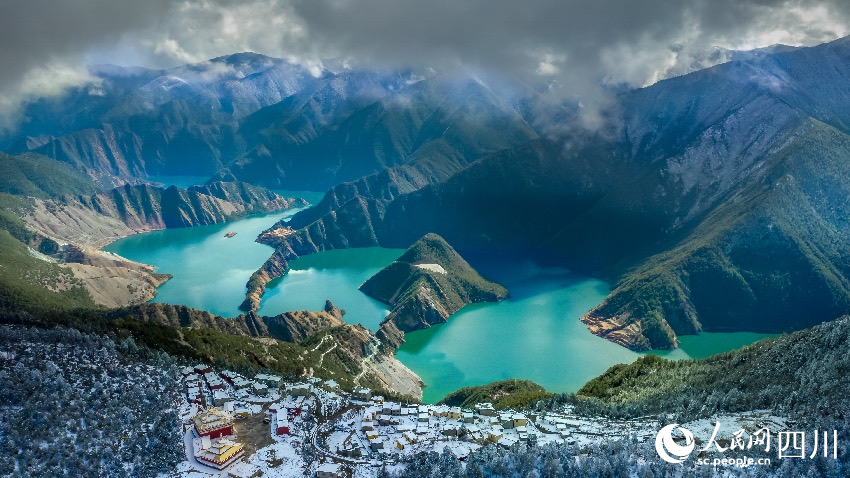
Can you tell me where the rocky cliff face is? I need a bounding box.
[108,300,423,399]
[262,300,346,342]
[25,181,302,249]
[189,181,308,215]
[110,300,345,342]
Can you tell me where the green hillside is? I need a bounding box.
[0,152,97,198]
[574,316,850,422]
[0,228,94,312]
[440,379,552,410]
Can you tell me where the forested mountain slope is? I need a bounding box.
[244,37,850,350]
[2,55,542,192]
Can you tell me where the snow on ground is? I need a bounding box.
[414,263,447,274]
[170,461,219,478]
[247,392,279,403]
[172,364,792,478]
[247,441,306,478]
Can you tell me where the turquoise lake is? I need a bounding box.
[104,209,775,403]
[394,259,776,402]
[261,248,406,331]
[105,208,303,317]
[103,188,326,317]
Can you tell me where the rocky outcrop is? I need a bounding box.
[375,319,406,350]
[107,302,231,331]
[107,300,424,399]
[240,246,294,312]
[362,233,508,347]
[78,182,298,230]
[25,181,302,249]
[189,181,309,214]
[111,300,345,343]
[262,300,345,342]
[381,280,453,332]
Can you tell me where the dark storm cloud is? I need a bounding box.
[283,0,849,126]
[0,0,176,118]
[0,0,848,122]
[288,0,848,82]
[291,0,682,69]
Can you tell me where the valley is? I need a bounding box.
[105,209,773,403]
[1,26,850,476]
[239,39,850,353]
[105,206,309,318]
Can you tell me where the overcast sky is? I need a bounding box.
[0,0,848,120]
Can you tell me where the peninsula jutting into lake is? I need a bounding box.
[107,210,775,403]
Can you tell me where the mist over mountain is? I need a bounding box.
[242,36,850,350]
[1,54,550,191]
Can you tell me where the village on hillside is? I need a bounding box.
[170,364,790,477]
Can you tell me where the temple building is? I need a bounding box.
[193,408,234,439]
[196,437,245,470]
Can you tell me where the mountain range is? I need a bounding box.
[238,37,850,350]
[4,39,850,353]
[3,53,542,191]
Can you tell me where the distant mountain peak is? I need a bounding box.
[210,51,278,66]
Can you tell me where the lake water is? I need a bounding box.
[104,209,302,317]
[394,259,776,402]
[261,248,405,330]
[103,189,326,317]
[104,211,775,403]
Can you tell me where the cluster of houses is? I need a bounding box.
[348,395,541,457]
[180,365,291,473]
[175,362,646,477]
[178,364,343,474]
[267,391,311,437]
[181,365,282,409]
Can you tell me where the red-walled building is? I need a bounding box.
[196,437,244,470]
[194,408,235,439]
[284,398,304,416]
[194,363,212,375]
[276,410,290,436]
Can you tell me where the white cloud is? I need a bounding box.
[0,62,99,129]
[2,0,850,125]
